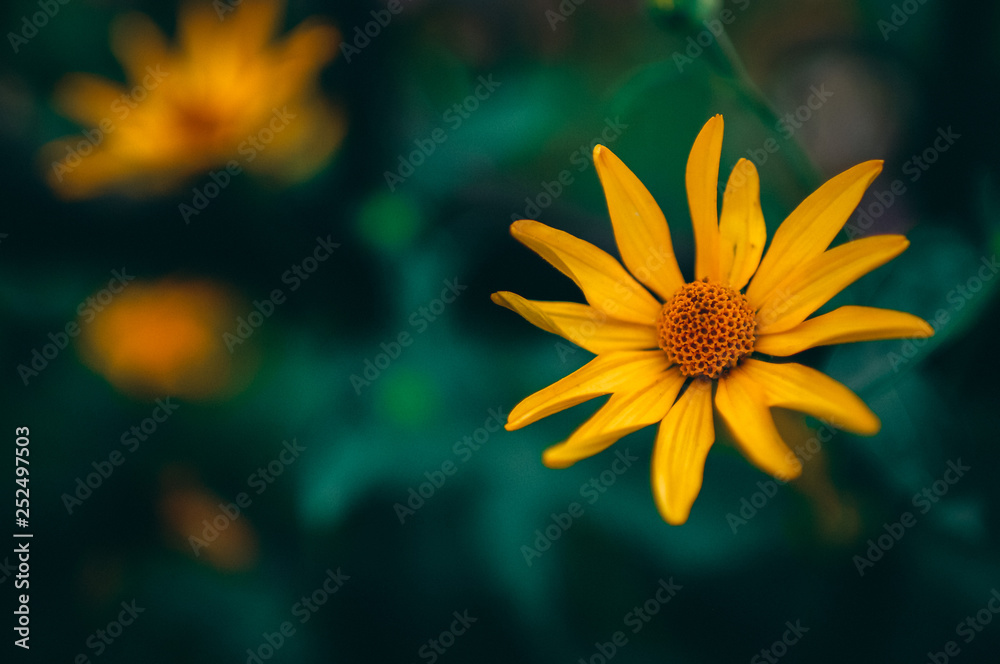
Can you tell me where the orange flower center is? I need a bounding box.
[655,279,756,379]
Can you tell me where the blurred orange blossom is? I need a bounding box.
[78,278,245,399]
[41,0,346,199]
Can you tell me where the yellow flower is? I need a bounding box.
[493,115,933,524]
[41,0,346,199]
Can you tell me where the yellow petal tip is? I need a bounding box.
[510,219,543,239]
[541,447,577,469]
[663,513,689,526]
[857,416,882,437]
[855,159,885,182]
[656,499,692,525]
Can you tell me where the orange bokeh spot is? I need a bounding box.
[79,279,240,399]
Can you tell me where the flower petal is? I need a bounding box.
[242,98,347,182]
[651,378,715,524]
[686,115,724,282]
[755,306,934,356]
[747,160,883,307]
[593,145,685,301]
[506,351,671,431]
[178,0,223,59]
[510,220,662,325]
[42,137,171,200]
[718,158,766,290]
[542,368,685,468]
[740,359,880,435]
[755,235,910,335]
[715,367,802,481]
[491,292,658,354]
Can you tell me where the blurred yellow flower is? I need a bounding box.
[78,278,242,399]
[493,115,933,524]
[41,0,346,199]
